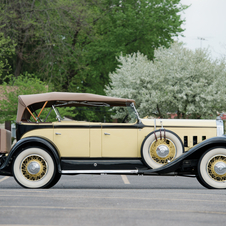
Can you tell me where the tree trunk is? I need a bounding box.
[177,109,180,119]
[14,53,23,77]
[157,104,163,118]
[182,112,186,119]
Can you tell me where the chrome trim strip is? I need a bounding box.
[61,169,138,174]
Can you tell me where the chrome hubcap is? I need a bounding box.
[27,161,41,175]
[156,145,169,158]
[214,162,226,175]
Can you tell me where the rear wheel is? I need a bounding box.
[13,147,58,189]
[141,129,184,169]
[197,147,226,189]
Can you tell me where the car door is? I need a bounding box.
[101,123,138,157]
[53,121,90,157]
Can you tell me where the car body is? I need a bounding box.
[0,92,226,189]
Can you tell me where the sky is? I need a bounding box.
[176,0,226,59]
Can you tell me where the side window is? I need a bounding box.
[28,107,58,123]
[55,105,137,123]
[70,105,137,123]
[27,103,138,124]
[107,106,137,123]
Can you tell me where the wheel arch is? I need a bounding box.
[2,136,61,173]
[184,142,226,160]
[141,136,226,174]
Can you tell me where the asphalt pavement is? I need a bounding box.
[1,174,226,226]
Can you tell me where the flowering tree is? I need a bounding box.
[105,43,226,119]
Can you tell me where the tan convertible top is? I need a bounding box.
[16,92,135,122]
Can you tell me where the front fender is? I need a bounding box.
[139,136,226,174]
[0,136,61,173]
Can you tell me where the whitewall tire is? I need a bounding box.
[13,147,56,189]
[141,129,184,169]
[197,147,226,189]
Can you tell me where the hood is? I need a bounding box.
[141,118,217,128]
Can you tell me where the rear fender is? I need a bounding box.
[0,136,61,173]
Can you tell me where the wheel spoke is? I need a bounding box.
[149,138,176,164]
[207,155,226,182]
[20,154,48,181]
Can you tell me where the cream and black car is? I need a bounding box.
[0,92,226,189]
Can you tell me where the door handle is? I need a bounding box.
[104,133,110,135]
[55,132,61,135]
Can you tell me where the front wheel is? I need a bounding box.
[13,147,58,189]
[197,147,226,189]
[141,129,184,169]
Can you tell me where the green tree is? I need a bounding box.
[0,0,106,90]
[0,1,49,77]
[39,0,103,92]
[0,74,48,123]
[0,74,78,123]
[53,0,187,94]
[0,0,186,95]
[0,32,15,82]
[105,42,226,119]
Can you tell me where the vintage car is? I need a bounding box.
[0,92,226,189]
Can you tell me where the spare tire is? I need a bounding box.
[141,129,184,169]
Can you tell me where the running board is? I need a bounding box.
[61,169,138,175]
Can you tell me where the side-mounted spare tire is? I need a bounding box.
[141,129,184,169]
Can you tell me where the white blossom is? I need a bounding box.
[105,43,226,119]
